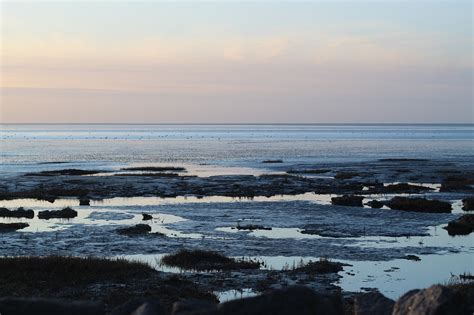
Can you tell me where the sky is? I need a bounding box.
[0,1,472,123]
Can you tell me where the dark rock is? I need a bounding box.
[210,286,343,315]
[79,198,90,206]
[444,215,474,236]
[0,297,103,315]
[262,159,283,164]
[462,197,474,211]
[131,303,163,315]
[332,195,364,207]
[404,255,421,261]
[0,207,34,219]
[25,169,103,176]
[366,200,384,209]
[172,299,216,315]
[393,285,470,315]
[111,298,164,315]
[38,207,78,220]
[117,224,152,235]
[236,225,272,231]
[379,158,429,162]
[287,169,330,175]
[386,197,452,213]
[0,222,29,232]
[354,291,395,315]
[440,176,474,192]
[142,213,153,221]
[370,183,434,194]
[334,172,360,180]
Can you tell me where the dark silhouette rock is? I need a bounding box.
[354,291,394,315]
[117,224,152,235]
[366,200,384,209]
[444,214,474,236]
[0,222,29,232]
[142,213,153,221]
[38,207,78,220]
[462,197,474,211]
[205,286,343,315]
[386,197,452,213]
[0,297,103,315]
[79,198,90,206]
[393,285,470,315]
[111,298,164,315]
[0,207,34,219]
[332,195,364,207]
[172,299,216,315]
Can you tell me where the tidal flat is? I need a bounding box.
[0,124,473,313]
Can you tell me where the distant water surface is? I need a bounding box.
[1,124,473,175]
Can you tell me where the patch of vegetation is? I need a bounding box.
[161,249,261,271]
[0,256,217,312]
[386,197,452,213]
[0,207,34,219]
[289,258,344,274]
[0,222,29,232]
[38,207,78,220]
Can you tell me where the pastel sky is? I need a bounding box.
[1,1,472,123]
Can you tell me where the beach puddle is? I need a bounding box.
[216,227,323,239]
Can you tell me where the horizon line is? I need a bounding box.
[1,122,473,126]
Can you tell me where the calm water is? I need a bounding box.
[1,124,473,175]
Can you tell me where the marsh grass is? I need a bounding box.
[160,249,261,272]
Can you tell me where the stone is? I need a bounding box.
[393,285,470,315]
[0,297,103,315]
[111,298,164,315]
[354,291,394,315]
[192,286,343,315]
[172,299,216,314]
[444,214,474,236]
[38,207,78,220]
[332,195,364,207]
